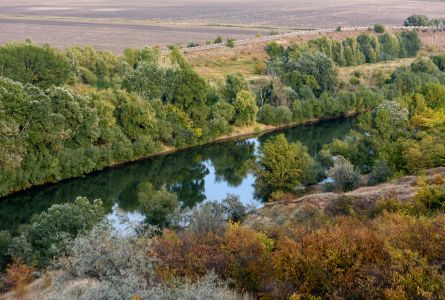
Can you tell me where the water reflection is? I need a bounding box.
[0,118,355,232]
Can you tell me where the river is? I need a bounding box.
[0,118,355,233]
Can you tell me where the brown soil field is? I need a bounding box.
[1,0,445,51]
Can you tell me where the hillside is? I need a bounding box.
[185,28,445,81]
[244,167,445,229]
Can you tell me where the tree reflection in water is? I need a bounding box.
[0,118,355,233]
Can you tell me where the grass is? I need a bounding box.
[337,58,415,85]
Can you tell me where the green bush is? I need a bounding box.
[226,38,236,48]
[415,184,445,213]
[368,160,393,186]
[8,197,104,267]
[328,156,361,191]
[255,134,315,199]
[257,104,276,125]
[254,60,267,75]
[0,42,71,88]
[431,55,445,71]
[233,90,258,125]
[374,24,385,33]
[274,106,293,124]
[214,36,224,44]
[404,15,432,27]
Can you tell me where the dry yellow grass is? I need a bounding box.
[185,30,445,84]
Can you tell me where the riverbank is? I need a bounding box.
[1,112,358,199]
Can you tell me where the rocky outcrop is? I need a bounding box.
[244,167,445,229]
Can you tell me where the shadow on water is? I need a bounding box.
[0,117,356,232]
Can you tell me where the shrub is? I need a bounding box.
[274,106,293,124]
[0,42,71,88]
[384,249,445,299]
[226,39,236,48]
[336,26,342,32]
[328,156,361,191]
[211,101,236,123]
[184,202,228,236]
[255,134,315,199]
[368,160,393,186]
[223,222,273,292]
[152,230,229,280]
[224,73,248,102]
[233,90,258,126]
[415,183,445,213]
[257,104,276,125]
[431,55,445,71]
[254,60,267,75]
[0,230,11,270]
[273,219,390,299]
[404,15,432,27]
[187,42,200,48]
[8,197,105,267]
[349,76,361,86]
[374,213,445,269]
[325,195,355,216]
[222,194,248,222]
[371,197,407,217]
[3,262,35,296]
[170,195,249,235]
[48,224,238,300]
[374,24,385,33]
[214,36,223,44]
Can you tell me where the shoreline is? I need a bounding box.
[0,111,357,200]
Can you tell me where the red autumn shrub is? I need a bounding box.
[273,218,390,299]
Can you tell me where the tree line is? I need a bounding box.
[0,29,428,198]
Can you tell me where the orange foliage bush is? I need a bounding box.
[222,222,274,293]
[151,214,445,299]
[373,213,445,267]
[273,218,390,299]
[3,262,35,296]
[152,230,228,280]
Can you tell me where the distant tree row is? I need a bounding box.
[267,30,421,70]
[404,14,445,27]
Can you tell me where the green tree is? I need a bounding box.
[404,15,432,27]
[255,134,314,199]
[0,42,71,88]
[211,101,236,123]
[274,106,293,124]
[233,90,258,126]
[379,33,401,61]
[398,30,421,57]
[258,104,276,125]
[8,197,104,267]
[122,63,166,99]
[224,73,248,102]
[328,156,360,191]
[374,24,385,33]
[357,34,380,63]
[292,51,337,95]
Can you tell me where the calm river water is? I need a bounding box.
[0,118,355,232]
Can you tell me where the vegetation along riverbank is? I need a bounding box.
[1,26,429,198]
[1,15,445,298]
